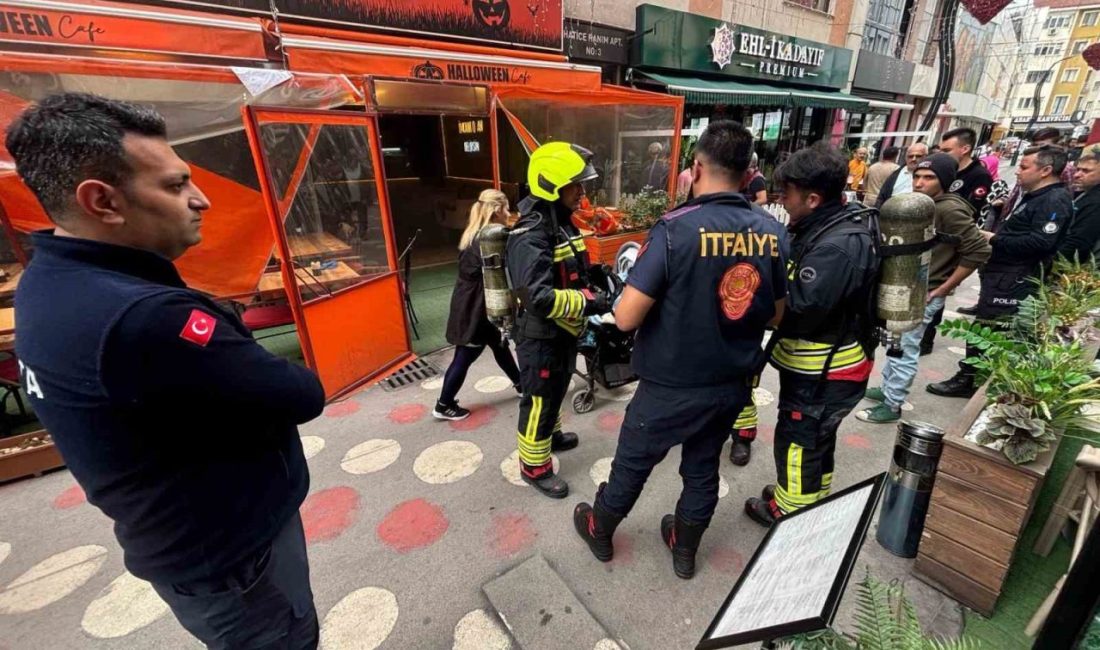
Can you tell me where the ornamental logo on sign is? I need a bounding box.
[711,23,736,68]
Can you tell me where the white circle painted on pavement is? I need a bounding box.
[301,436,326,460]
[414,441,483,484]
[752,387,775,406]
[341,439,401,476]
[81,572,169,638]
[453,609,513,650]
[943,310,963,320]
[421,377,444,391]
[590,457,613,487]
[718,475,730,499]
[901,401,915,412]
[948,346,967,356]
[475,376,515,394]
[595,640,624,650]
[499,450,560,487]
[0,545,108,614]
[568,379,577,393]
[0,542,9,566]
[320,587,398,650]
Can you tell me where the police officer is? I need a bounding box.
[745,143,878,527]
[8,94,325,647]
[928,144,1073,397]
[939,127,993,218]
[573,121,789,578]
[507,142,608,498]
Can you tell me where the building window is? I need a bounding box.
[1026,70,1053,83]
[1018,97,1035,109]
[1063,68,1081,82]
[1052,95,1070,114]
[1082,11,1099,26]
[1034,43,1061,56]
[862,0,906,55]
[1073,39,1090,54]
[1044,14,1072,29]
[788,0,831,13]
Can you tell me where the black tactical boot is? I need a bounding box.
[521,461,569,499]
[926,372,976,398]
[551,430,579,452]
[729,438,752,466]
[660,514,708,579]
[744,496,784,528]
[573,483,623,562]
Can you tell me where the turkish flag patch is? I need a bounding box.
[179,309,217,347]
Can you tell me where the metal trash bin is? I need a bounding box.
[876,420,946,558]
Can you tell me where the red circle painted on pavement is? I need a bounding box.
[301,486,360,544]
[377,498,450,553]
[325,401,361,418]
[597,411,624,434]
[450,404,498,432]
[53,485,86,510]
[921,368,947,383]
[708,546,746,575]
[489,512,537,557]
[389,403,427,424]
[843,434,873,450]
[609,533,634,566]
[756,424,775,445]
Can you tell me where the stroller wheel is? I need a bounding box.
[572,390,596,414]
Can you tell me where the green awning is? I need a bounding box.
[638,71,869,111]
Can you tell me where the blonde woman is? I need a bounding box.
[434,189,521,420]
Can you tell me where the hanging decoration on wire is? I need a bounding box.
[958,0,1011,25]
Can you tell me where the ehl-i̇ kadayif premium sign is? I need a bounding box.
[114,0,564,51]
[633,4,852,90]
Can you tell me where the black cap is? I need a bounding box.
[915,152,958,191]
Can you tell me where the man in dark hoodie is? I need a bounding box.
[858,153,991,423]
[1058,145,1100,263]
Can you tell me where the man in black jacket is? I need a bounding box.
[507,142,608,498]
[8,93,325,649]
[939,127,992,218]
[929,144,1074,398]
[1059,146,1100,262]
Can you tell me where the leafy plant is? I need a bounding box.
[619,186,671,233]
[777,573,979,649]
[974,403,1056,465]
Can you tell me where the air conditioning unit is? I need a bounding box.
[1049,28,1059,36]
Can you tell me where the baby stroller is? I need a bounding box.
[571,242,641,413]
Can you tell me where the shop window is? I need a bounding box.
[372,79,488,114]
[1051,95,1070,114]
[257,122,391,301]
[1083,11,1099,26]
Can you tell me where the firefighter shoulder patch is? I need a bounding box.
[719,262,761,321]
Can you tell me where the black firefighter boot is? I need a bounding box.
[552,430,579,451]
[521,460,569,499]
[926,371,976,398]
[573,483,623,562]
[660,514,708,579]
[729,428,756,466]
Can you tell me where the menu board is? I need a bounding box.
[697,473,885,650]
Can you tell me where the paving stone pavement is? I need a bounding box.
[0,276,986,649]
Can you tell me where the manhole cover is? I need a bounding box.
[380,358,440,392]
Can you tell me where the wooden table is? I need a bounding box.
[0,264,23,301]
[286,233,353,258]
[258,261,360,294]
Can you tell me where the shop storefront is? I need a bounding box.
[844,50,918,156]
[629,4,866,186]
[0,0,682,398]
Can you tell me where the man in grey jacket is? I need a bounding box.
[859,153,991,423]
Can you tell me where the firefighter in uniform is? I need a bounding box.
[927,144,1073,397]
[745,143,878,527]
[507,142,609,498]
[573,121,789,578]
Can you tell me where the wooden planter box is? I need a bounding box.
[0,430,64,483]
[913,384,1057,616]
[583,230,648,266]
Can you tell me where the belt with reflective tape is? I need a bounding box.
[770,338,867,374]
